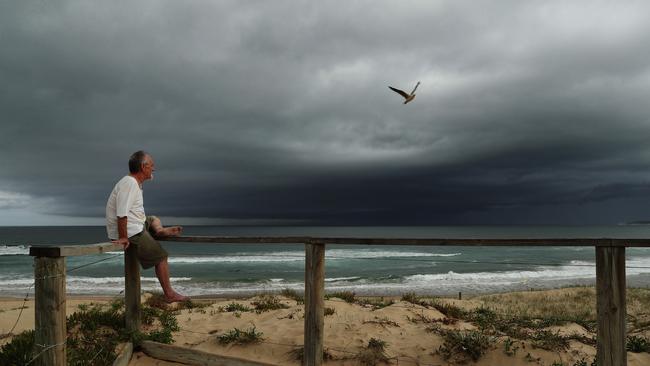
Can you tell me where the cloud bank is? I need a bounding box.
[2,1,650,225]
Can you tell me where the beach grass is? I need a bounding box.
[251,294,290,313]
[280,288,305,304]
[325,291,356,303]
[476,287,597,320]
[218,302,252,313]
[357,338,390,366]
[437,329,494,363]
[217,326,264,345]
[0,297,183,365]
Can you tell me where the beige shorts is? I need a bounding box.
[128,216,169,269]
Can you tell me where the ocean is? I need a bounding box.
[2,225,650,297]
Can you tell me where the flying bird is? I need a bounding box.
[388,81,420,104]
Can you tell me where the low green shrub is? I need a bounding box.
[627,335,650,353]
[470,306,499,330]
[0,330,34,365]
[251,295,289,313]
[1,299,181,365]
[142,306,161,325]
[530,330,569,351]
[217,326,264,345]
[219,302,252,313]
[159,310,180,332]
[433,302,467,319]
[146,328,174,344]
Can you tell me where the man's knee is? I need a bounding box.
[147,215,161,227]
[146,215,163,234]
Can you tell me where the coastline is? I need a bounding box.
[1,271,649,299]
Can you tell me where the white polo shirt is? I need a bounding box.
[106,175,146,239]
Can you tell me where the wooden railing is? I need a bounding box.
[29,236,650,366]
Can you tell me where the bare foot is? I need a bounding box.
[158,226,183,237]
[165,293,189,303]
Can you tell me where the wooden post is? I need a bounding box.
[304,242,325,366]
[596,246,627,366]
[124,245,141,333]
[34,256,66,366]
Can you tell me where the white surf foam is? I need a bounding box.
[0,245,29,256]
[325,276,362,282]
[3,256,650,296]
[168,255,303,263]
[327,249,462,259]
[168,250,461,264]
[403,256,650,286]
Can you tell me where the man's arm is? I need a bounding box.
[112,216,130,249]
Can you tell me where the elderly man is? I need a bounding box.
[106,150,188,302]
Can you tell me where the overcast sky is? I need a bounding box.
[2,1,650,226]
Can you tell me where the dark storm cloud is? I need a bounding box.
[2,1,650,225]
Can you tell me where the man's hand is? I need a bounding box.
[115,216,129,250]
[112,237,130,250]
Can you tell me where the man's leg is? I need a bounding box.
[154,258,189,302]
[149,216,183,237]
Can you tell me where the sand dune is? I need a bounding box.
[2,288,650,365]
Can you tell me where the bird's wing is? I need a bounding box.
[388,86,409,99]
[410,81,421,95]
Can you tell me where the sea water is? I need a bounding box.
[1,225,650,297]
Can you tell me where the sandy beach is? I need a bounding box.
[2,288,650,365]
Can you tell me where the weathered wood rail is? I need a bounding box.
[29,236,650,366]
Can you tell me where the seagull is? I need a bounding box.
[388,81,420,104]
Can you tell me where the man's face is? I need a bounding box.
[141,155,155,181]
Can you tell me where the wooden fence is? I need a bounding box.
[29,236,650,366]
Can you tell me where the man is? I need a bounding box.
[106,150,188,302]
